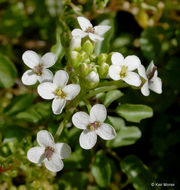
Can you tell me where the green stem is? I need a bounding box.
[86,82,128,99]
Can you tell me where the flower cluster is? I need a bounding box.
[22,16,162,173]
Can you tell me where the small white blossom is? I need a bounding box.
[72,104,116,150]
[86,71,99,83]
[109,52,141,87]
[27,130,71,172]
[37,70,80,115]
[72,17,111,42]
[22,50,57,85]
[138,61,162,96]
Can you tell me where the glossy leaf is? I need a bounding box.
[92,150,111,188]
[104,90,124,107]
[116,104,153,123]
[120,155,154,190]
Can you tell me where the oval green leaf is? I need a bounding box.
[116,104,153,123]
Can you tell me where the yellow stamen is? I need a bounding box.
[54,88,66,99]
[120,66,128,78]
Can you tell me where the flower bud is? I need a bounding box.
[106,52,114,65]
[86,71,99,83]
[79,50,88,61]
[80,62,89,77]
[82,40,94,55]
[90,53,97,62]
[70,36,81,51]
[99,62,109,78]
[70,51,81,68]
[97,53,108,65]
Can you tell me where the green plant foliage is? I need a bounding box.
[91,150,111,188]
[116,104,153,123]
[0,54,17,88]
[120,155,154,190]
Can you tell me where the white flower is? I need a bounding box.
[27,130,71,172]
[37,70,80,115]
[138,61,162,96]
[22,50,57,85]
[72,104,116,150]
[108,52,141,87]
[86,71,99,83]
[72,17,111,42]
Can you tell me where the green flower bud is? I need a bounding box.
[70,36,81,51]
[97,53,108,65]
[82,40,94,55]
[79,50,88,61]
[90,53,97,62]
[99,62,109,78]
[85,71,99,88]
[80,62,89,77]
[70,51,81,68]
[107,52,114,65]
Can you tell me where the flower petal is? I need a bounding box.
[37,69,53,83]
[27,146,45,163]
[22,50,40,68]
[54,143,71,159]
[149,77,162,94]
[52,98,66,115]
[41,52,57,68]
[72,29,88,38]
[37,82,56,100]
[89,33,104,42]
[94,25,111,35]
[79,129,97,150]
[77,17,93,31]
[90,104,107,123]
[111,52,124,66]
[137,65,147,80]
[124,55,141,71]
[96,123,116,140]
[53,70,69,88]
[21,70,38,85]
[63,84,80,100]
[108,65,121,81]
[37,130,55,147]
[146,61,155,75]
[141,81,150,96]
[72,112,90,129]
[44,153,64,172]
[123,71,141,87]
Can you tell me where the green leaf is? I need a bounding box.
[4,94,34,115]
[120,155,154,190]
[92,150,111,188]
[16,102,51,123]
[95,18,115,55]
[107,116,125,130]
[106,126,141,148]
[0,54,17,88]
[103,90,123,107]
[58,171,89,190]
[116,104,153,123]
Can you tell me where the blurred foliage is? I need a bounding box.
[0,0,180,190]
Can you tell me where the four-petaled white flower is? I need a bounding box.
[108,52,141,87]
[37,70,80,115]
[22,50,57,85]
[138,61,162,96]
[72,104,116,150]
[72,17,111,42]
[27,130,71,172]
